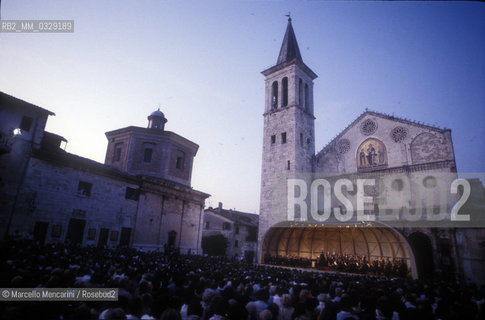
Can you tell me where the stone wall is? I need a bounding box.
[5,151,206,252]
[128,178,206,252]
[11,157,139,245]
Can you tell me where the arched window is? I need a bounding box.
[298,78,303,107]
[304,84,309,111]
[271,81,278,110]
[282,77,288,107]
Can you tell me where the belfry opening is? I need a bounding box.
[262,222,418,279]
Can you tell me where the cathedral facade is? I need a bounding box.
[258,19,485,284]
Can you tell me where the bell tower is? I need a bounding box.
[258,17,318,261]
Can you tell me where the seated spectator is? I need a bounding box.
[278,294,294,320]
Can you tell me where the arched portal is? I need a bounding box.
[408,232,434,279]
[262,223,417,278]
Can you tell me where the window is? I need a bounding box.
[87,228,96,240]
[125,187,139,201]
[143,147,153,163]
[423,176,437,189]
[235,225,239,235]
[205,221,210,229]
[271,81,278,110]
[77,181,92,197]
[112,143,122,162]
[300,133,303,147]
[176,151,185,170]
[72,209,87,217]
[304,84,309,111]
[19,116,33,132]
[142,142,156,163]
[246,226,258,242]
[281,132,287,144]
[391,179,404,191]
[176,157,183,170]
[223,222,231,230]
[271,135,276,144]
[282,77,288,106]
[110,230,119,242]
[235,240,239,248]
[51,224,62,238]
[287,160,290,170]
[299,79,303,107]
[346,184,358,196]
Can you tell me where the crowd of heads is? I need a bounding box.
[0,240,484,320]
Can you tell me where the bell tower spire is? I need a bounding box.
[277,15,303,65]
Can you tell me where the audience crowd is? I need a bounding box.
[0,240,483,320]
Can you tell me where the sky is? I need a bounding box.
[1,1,484,214]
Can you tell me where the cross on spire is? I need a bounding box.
[285,12,291,22]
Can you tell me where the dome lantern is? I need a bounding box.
[147,108,167,130]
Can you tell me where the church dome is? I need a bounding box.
[150,108,165,118]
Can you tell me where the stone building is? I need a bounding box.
[258,19,485,284]
[203,202,258,261]
[0,91,209,252]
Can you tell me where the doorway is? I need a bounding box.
[168,230,177,249]
[65,218,86,245]
[120,227,132,247]
[98,228,109,247]
[33,221,49,245]
[408,232,435,279]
